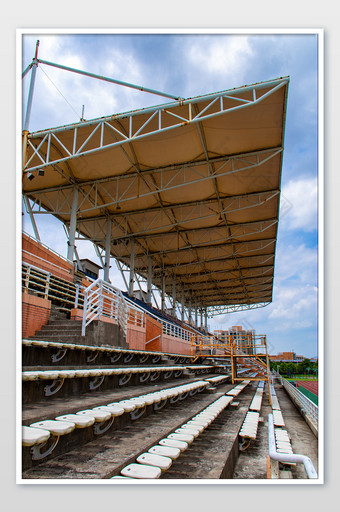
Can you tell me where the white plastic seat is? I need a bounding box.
[167,432,194,444]
[92,405,123,417]
[22,426,50,447]
[121,463,161,479]
[182,421,205,433]
[58,370,76,378]
[30,419,75,436]
[22,371,39,381]
[76,409,111,422]
[136,452,172,471]
[174,427,200,438]
[159,438,188,451]
[98,404,125,416]
[55,414,95,428]
[148,445,180,460]
[74,369,91,377]
[37,370,60,380]
[118,400,137,412]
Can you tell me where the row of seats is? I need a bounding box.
[22,365,213,381]
[249,382,264,411]
[113,391,237,479]
[270,387,293,461]
[22,378,216,462]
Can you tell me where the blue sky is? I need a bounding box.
[21,30,320,358]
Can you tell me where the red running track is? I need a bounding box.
[297,380,318,396]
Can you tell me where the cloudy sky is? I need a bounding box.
[20,30,320,358]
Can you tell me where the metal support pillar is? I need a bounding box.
[200,307,204,330]
[172,278,177,317]
[23,40,39,132]
[67,187,78,262]
[188,297,192,325]
[23,196,40,241]
[181,288,185,322]
[103,217,112,282]
[161,274,166,312]
[147,256,153,305]
[204,308,208,331]
[194,298,198,328]
[128,238,135,297]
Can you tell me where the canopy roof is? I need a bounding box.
[22,76,289,314]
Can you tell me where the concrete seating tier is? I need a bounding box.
[22,338,197,367]
[22,365,218,403]
[22,377,230,470]
[117,393,235,479]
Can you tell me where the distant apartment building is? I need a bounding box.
[213,325,255,354]
[270,351,306,362]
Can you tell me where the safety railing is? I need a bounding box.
[82,279,131,336]
[268,413,318,479]
[281,377,318,431]
[22,262,84,311]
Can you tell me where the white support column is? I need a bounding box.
[194,298,198,328]
[103,217,111,282]
[128,238,135,297]
[188,297,192,325]
[23,196,40,241]
[204,308,208,331]
[181,288,185,322]
[147,256,153,305]
[161,274,166,312]
[172,278,177,317]
[67,187,78,262]
[200,307,204,330]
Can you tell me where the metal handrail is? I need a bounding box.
[268,413,318,479]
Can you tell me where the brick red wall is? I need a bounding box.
[160,334,192,355]
[145,316,162,351]
[22,233,74,282]
[127,324,146,350]
[22,293,51,338]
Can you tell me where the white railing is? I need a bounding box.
[268,413,318,479]
[281,377,318,431]
[81,279,145,337]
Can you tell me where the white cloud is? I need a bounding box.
[269,283,317,329]
[280,176,318,232]
[186,35,253,82]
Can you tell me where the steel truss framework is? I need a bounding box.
[22,61,289,316]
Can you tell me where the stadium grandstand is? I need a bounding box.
[20,41,318,481]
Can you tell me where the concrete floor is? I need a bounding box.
[232,383,318,480]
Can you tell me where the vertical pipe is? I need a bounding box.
[147,256,152,305]
[188,297,192,325]
[181,288,185,322]
[194,298,198,328]
[128,238,135,297]
[23,41,40,132]
[161,274,165,312]
[172,278,176,317]
[204,309,208,331]
[67,187,78,261]
[104,217,112,282]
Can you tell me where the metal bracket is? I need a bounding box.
[153,399,168,411]
[179,392,189,400]
[150,371,160,382]
[86,350,99,363]
[174,370,183,378]
[119,373,132,386]
[110,352,122,363]
[170,395,180,404]
[164,371,173,380]
[123,353,134,363]
[30,435,59,460]
[139,372,150,384]
[189,388,198,397]
[44,378,65,397]
[138,354,149,364]
[89,375,105,390]
[130,406,146,421]
[51,348,68,363]
[152,355,161,364]
[93,417,114,435]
